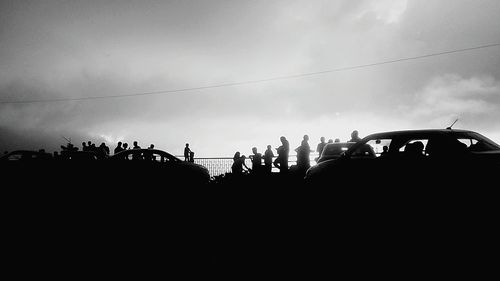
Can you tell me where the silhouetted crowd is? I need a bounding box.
[230,130,362,177]
[2,130,363,180]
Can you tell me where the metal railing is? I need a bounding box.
[177,154,321,177]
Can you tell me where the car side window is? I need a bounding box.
[462,137,497,152]
[399,139,429,156]
[152,153,170,162]
[358,139,391,157]
[126,153,136,160]
[7,154,22,161]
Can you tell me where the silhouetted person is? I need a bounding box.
[82,142,88,152]
[148,144,154,149]
[232,152,249,175]
[131,141,141,160]
[99,142,110,156]
[274,136,289,173]
[404,141,425,159]
[249,147,262,174]
[381,145,389,156]
[295,135,313,170]
[133,141,141,150]
[123,143,129,150]
[328,139,334,144]
[349,130,362,142]
[114,142,124,154]
[233,151,240,162]
[231,151,245,175]
[316,137,327,158]
[426,137,465,158]
[335,138,340,143]
[264,145,274,173]
[184,143,192,161]
[142,148,153,161]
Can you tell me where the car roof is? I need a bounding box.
[363,129,477,140]
[324,142,354,146]
[112,148,180,159]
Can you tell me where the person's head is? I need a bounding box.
[118,141,122,146]
[82,142,86,147]
[133,141,138,146]
[123,143,128,148]
[267,145,272,150]
[303,135,309,141]
[383,145,389,152]
[241,155,246,159]
[234,151,240,158]
[413,141,424,154]
[252,147,257,154]
[351,130,359,139]
[88,141,92,145]
[328,139,334,143]
[334,138,340,143]
[186,143,189,147]
[280,136,286,143]
[150,144,154,149]
[320,137,325,142]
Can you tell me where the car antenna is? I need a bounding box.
[446,119,459,130]
[61,135,72,144]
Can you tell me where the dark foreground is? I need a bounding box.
[2,161,498,278]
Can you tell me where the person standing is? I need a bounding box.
[264,145,274,174]
[133,141,141,149]
[316,137,327,160]
[184,143,192,161]
[231,152,249,175]
[114,142,124,154]
[296,135,313,170]
[249,147,262,174]
[349,130,362,142]
[274,136,290,173]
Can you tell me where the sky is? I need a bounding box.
[1,0,500,157]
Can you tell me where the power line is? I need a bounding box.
[1,43,499,104]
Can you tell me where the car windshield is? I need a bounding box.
[458,132,500,152]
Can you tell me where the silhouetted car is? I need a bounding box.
[305,129,500,185]
[317,142,376,163]
[109,149,210,185]
[0,150,52,161]
[59,151,104,161]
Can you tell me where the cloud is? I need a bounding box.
[401,74,500,128]
[355,0,408,24]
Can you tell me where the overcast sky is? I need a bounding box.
[1,0,500,156]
